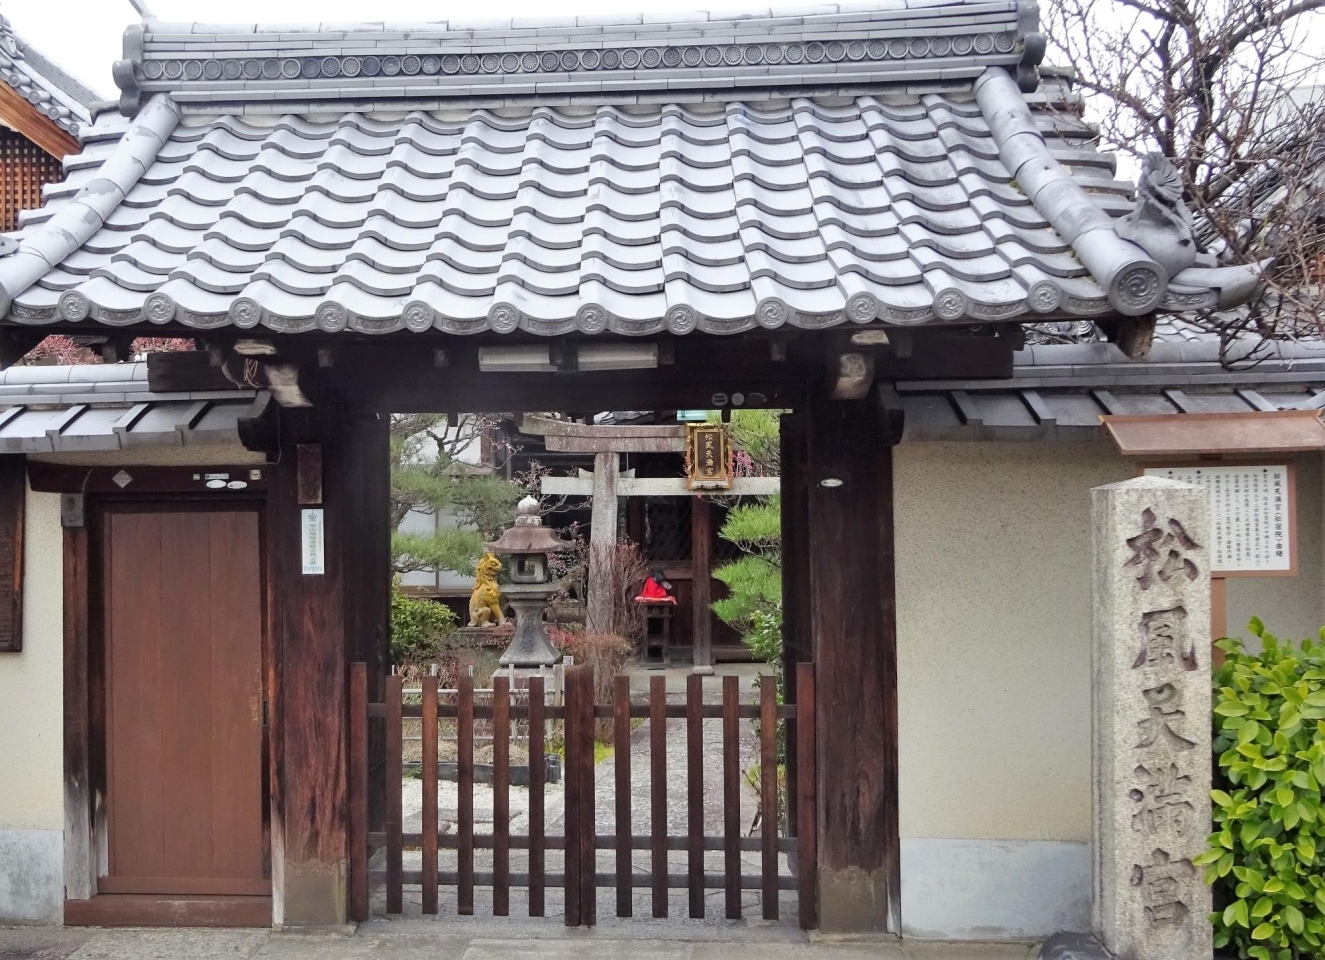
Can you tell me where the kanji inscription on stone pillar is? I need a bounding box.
[1092,476,1212,960]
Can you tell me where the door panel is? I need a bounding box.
[101,505,265,894]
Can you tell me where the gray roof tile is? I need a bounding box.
[0,363,256,453]
[0,16,96,141]
[0,4,1267,333]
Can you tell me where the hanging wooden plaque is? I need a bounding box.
[686,423,731,491]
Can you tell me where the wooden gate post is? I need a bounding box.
[347,663,369,922]
[691,497,713,668]
[779,410,811,831]
[795,662,818,930]
[803,393,901,934]
[268,408,390,927]
[563,667,581,927]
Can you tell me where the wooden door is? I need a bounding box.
[97,504,267,897]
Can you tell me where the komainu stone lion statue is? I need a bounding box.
[468,553,506,627]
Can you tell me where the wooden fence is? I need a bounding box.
[348,661,817,927]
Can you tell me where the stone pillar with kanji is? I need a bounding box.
[1092,476,1212,960]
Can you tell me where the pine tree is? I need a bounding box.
[389,413,523,577]
[710,410,783,667]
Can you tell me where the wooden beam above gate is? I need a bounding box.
[145,331,1015,412]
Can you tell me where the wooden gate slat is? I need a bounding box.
[421,677,439,915]
[686,673,704,919]
[613,674,632,918]
[458,673,475,916]
[493,675,510,916]
[649,675,667,918]
[722,675,741,920]
[760,677,779,920]
[385,674,403,915]
[528,676,546,918]
[796,662,818,930]
[348,663,369,922]
[575,666,597,927]
[563,667,582,927]
[369,831,794,853]
[361,663,817,928]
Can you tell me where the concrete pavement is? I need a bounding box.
[0,921,1039,960]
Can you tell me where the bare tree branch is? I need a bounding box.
[1045,0,1325,340]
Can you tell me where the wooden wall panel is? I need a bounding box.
[0,456,24,652]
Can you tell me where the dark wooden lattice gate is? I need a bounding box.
[348,662,817,926]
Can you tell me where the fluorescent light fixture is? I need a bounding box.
[576,343,659,372]
[477,345,556,373]
[478,343,660,373]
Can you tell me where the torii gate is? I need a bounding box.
[528,417,779,668]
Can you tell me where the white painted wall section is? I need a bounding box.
[0,488,65,921]
[892,442,1325,940]
[894,441,1131,843]
[900,838,1091,940]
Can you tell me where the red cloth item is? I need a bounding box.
[634,576,676,604]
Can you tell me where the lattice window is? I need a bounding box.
[0,129,64,233]
[642,496,692,562]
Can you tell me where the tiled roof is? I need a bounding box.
[893,335,1325,440]
[115,0,1045,113]
[0,2,1265,336]
[0,16,96,139]
[0,361,259,453]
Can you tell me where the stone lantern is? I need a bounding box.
[485,496,568,669]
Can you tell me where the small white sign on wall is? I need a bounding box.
[1142,464,1294,575]
[301,508,325,576]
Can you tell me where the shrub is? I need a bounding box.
[549,628,633,700]
[549,627,634,741]
[1195,619,1325,960]
[389,585,459,667]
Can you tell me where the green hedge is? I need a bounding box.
[389,585,459,666]
[1196,619,1325,960]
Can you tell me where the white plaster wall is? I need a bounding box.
[0,488,65,921]
[893,442,1325,939]
[0,488,64,831]
[900,838,1091,940]
[895,441,1132,844]
[893,441,1132,940]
